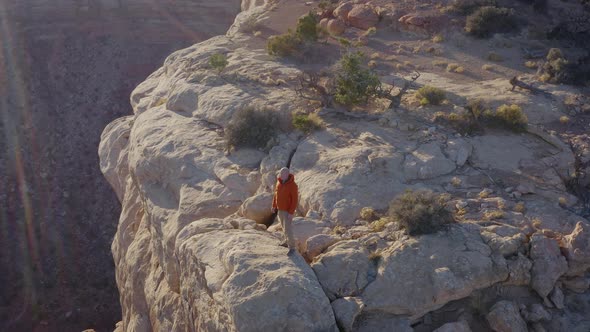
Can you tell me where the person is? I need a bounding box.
[271,167,298,255]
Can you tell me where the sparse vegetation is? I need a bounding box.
[432,34,445,43]
[560,116,571,124]
[488,104,528,131]
[360,207,378,221]
[388,190,455,236]
[524,61,538,69]
[364,27,377,37]
[558,197,567,207]
[482,64,494,71]
[451,177,462,187]
[266,12,319,57]
[433,60,448,67]
[416,86,446,106]
[483,210,504,220]
[368,60,378,69]
[447,63,465,73]
[369,217,390,232]
[487,52,504,62]
[465,7,517,38]
[334,52,381,106]
[332,225,346,235]
[449,0,498,15]
[267,30,300,57]
[514,202,525,213]
[225,108,278,150]
[209,53,228,74]
[292,112,324,134]
[538,48,571,84]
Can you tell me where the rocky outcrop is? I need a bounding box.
[486,301,528,332]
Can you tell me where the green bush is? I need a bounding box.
[292,113,323,134]
[225,108,278,150]
[334,52,381,106]
[267,30,301,57]
[538,48,571,84]
[209,53,228,74]
[416,86,446,106]
[465,6,517,38]
[296,12,319,42]
[388,190,455,236]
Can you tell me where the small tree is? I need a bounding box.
[296,12,319,42]
[209,53,228,74]
[334,52,381,106]
[465,6,517,38]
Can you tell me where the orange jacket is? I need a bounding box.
[272,174,298,215]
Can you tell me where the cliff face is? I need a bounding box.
[0,0,241,331]
[100,0,590,331]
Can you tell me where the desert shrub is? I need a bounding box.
[524,60,538,69]
[416,86,446,106]
[487,52,504,62]
[483,210,504,220]
[440,111,481,135]
[560,116,570,124]
[296,12,319,42]
[334,52,381,106]
[449,0,497,15]
[465,6,517,38]
[388,190,455,236]
[482,64,494,71]
[360,207,378,221]
[485,104,528,131]
[369,217,390,232]
[267,30,300,57]
[432,34,445,43]
[225,108,278,150]
[209,53,228,74]
[292,112,323,134]
[537,48,571,84]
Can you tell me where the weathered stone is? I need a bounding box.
[530,234,568,298]
[549,285,565,309]
[347,4,379,30]
[331,297,364,332]
[238,192,274,224]
[334,2,354,21]
[361,226,508,318]
[505,253,533,286]
[311,240,371,300]
[327,18,346,36]
[560,221,590,276]
[521,303,551,323]
[486,301,528,332]
[304,234,340,261]
[433,320,472,332]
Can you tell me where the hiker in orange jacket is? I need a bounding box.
[271,167,298,255]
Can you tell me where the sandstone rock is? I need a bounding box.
[398,13,445,34]
[327,18,346,36]
[334,2,354,21]
[99,116,133,201]
[177,228,338,331]
[486,301,528,332]
[445,138,472,167]
[166,83,199,113]
[347,4,379,30]
[305,234,340,261]
[361,226,508,318]
[530,234,568,298]
[403,142,456,180]
[238,192,274,224]
[331,297,365,332]
[269,217,332,252]
[560,221,590,276]
[434,320,472,332]
[312,240,371,300]
[521,303,551,323]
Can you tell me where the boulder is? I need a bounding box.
[347,4,379,30]
[269,217,331,253]
[177,229,338,331]
[319,17,330,31]
[311,240,371,300]
[561,276,590,293]
[334,2,354,21]
[331,297,364,332]
[530,234,568,298]
[560,221,590,276]
[434,320,472,332]
[521,303,551,323]
[549,285,564,309]
[327,18,346,36]
[305,234,340,261]
[403,142,456,180]
[486,301,528,332]
[238,193,274,225]
[481,230,526,257]
[361,226,508,318]
[505,253,533,286]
